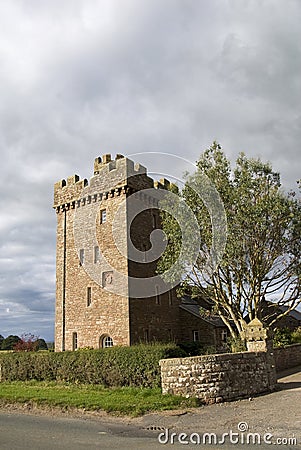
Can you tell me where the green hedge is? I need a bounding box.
[0,343,185,388]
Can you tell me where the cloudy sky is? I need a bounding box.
[0,0,300,342]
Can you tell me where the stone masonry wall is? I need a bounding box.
[178,308,216,347]
[160,352,275,403]
[54,154,184,350]
[53,155,146,351]
[274,343,301,372]
[55,191,131,351]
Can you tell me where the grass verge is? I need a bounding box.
[0,381,199,416]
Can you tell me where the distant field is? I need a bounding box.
[0,381,199,416]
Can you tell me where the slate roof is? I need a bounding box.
[278,305,301,321]
[179,296,226,327]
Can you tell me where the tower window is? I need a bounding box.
[102,336,113,348]
[87,287,92,306]
[79,249,84,265]
[94,246,100,264]
[193,330,200,342]
[72,332,78,350]
[143,244,147,262]
[168,290,173,306]
[144,329,149,342]
[100,209,107,224]
[155,285,160,305]
[152,212,157,229]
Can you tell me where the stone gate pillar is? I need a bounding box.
[244,318,276,390]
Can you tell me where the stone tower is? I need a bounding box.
[53,154,181,351]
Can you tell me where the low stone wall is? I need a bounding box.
[274,343,301,373]
[159,351,275,404]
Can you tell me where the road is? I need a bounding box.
[0,367,300,449]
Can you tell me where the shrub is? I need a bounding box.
[13,333,39,352]
[291,327,301,344]
[177,341,205,356]
[0,343,185,388]
[1,335,21,350]
[226,336,247,353]
[36,339,48,350]
[273,328,293,347]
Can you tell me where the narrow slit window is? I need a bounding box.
[152,212,157,229]
[87,287,92,306]
[72,332,78,350]
[144,329,149,342]
[168,290,173,306]
[155,285,160,305]
[94,246,100,264]
[143,244,147,262]
[100,209,107,224]
[79,249,84,265]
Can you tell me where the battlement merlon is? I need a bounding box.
[94,154,124,174]
[53,154,154,208]
[95,156,173,192]
[53,176,88,208]
[154,178,170,189]
[90,154,152,191]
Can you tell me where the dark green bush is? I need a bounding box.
[0,343,185,388]
[1,335,21,350]
[227,336,247,353]
[273,327,293,347]
[291,327,301,344]
[177,341,205,356]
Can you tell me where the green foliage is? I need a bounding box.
[46,342,54,351]
[0,343,185,388]
[177,341,205,356]
[0,334,48,352]
[272,327,301,347]
[203,345,218,355]
[291,327,301,344]
[159,141,301,338]
[1,335,21,350]
[273,328,293,347]
[226,336,247,353]
[0,381,199,416]
[36,339,48,350]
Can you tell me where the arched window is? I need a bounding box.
[102,335,113,348]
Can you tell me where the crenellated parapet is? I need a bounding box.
[154,178,170,189]
[53,153,173,213]
[94,153,124,174]
[54,176,88,210]
[54,185,137,214]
